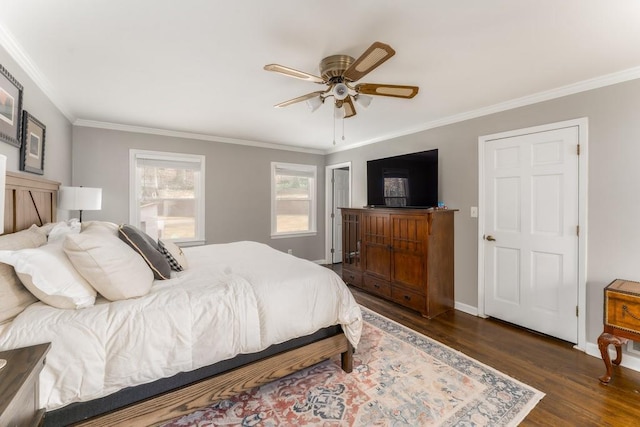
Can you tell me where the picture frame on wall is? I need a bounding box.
[20,111,46,175]
[0,64,24,147]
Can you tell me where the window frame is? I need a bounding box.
[270,162,317,239]
[129,149,206,246]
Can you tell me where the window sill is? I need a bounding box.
[271,231,317,239]
[171,239,206,247]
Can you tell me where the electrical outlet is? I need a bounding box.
[470,207,478,218]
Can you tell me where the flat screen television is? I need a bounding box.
[366,149,438,208]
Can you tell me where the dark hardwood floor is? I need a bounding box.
[327,265,640,426]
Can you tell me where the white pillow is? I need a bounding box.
[0,227,48,323]
[0,244,96,309]
[63,232,153,301]
[47,219,81,244]
[80,221,119,235]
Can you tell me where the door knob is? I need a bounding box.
[485,235,496,241]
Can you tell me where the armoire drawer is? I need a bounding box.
[342,268,362,287]
[391,286,426,313]
[363,275,391,298]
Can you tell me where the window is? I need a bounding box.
[130,150,205,245]
[271,162,317,238]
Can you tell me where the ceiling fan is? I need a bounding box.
[264,41,419,119]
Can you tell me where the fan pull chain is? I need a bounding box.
[342,117,345,141]
[333,113,336,145]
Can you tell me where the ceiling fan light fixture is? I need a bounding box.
[306,96,323,112]
[265,41,419,126]
[355,94,372,108]
[333,83,349,101]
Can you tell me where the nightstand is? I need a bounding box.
[0,343,50,427]
[598,279,640,383]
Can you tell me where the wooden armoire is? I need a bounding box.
[340,207,455,318]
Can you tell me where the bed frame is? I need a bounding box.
[4,172,353,426]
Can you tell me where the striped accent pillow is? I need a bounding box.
[158,239,187,272]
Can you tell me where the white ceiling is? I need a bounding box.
[1,0,640,153]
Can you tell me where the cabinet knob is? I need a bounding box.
[404,295,411,301]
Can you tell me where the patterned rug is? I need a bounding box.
[163,308,544,426]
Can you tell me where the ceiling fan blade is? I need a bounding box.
[343,42,396,82]
[274,91,326,108]
[343,96,357,118]
[264,64,325,84]
[356,83,419,99]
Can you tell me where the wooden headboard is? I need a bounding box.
[4,171,60,234]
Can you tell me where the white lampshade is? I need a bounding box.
[305,96,323,112]
[0,154,6,235]
[355,94,373,108]
[59,186,102,221]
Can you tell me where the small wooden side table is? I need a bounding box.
[0,343,50,426]
[598,279,640,383]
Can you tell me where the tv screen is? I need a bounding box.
[366,149,438,208]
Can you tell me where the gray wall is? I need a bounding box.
[71,127,326,260]
[0,46,72,188]
[327,78,640,345]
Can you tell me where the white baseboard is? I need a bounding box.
[454,301,478,316]
[313,259,327,265]
[585,342,640,374]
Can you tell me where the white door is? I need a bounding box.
[484,126,579,343]
[332,168,350,263]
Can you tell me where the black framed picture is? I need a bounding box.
[0,64,24,147]
[20,111,46,175]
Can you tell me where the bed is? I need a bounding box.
[0,172,362,426]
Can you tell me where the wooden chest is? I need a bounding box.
[604,279,640,336]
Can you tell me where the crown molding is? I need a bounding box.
[0,24,75,122]
[73,119,325,155]
[325,66,640,154]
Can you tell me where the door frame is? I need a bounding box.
[477,118,588,351]
[325,162,352,264]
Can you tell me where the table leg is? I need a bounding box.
[598,332,626,383]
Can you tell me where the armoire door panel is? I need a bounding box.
[365,245,391,280]
[391,215,426,254]
[363,213,390,245]
[392,251,424,291]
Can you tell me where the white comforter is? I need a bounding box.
[0,241,362,410]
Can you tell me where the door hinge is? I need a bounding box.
[330,248,335,254]
[330,213,335,219]
[576,225,579,236]
[576,305,579,317]
[577,144,580,156]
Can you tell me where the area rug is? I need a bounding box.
[163,307,544,426]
